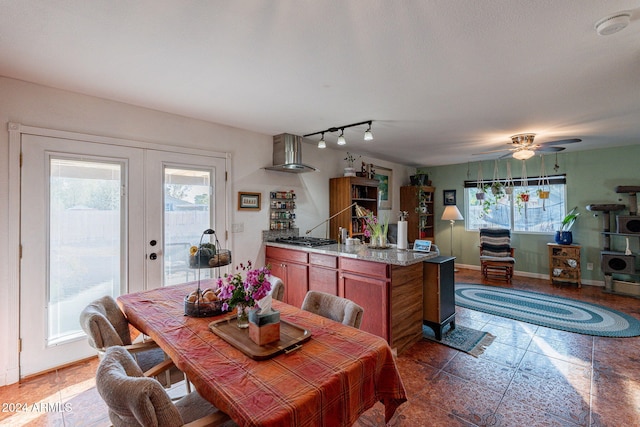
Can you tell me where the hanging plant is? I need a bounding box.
[490,160,505,197]
[504,161,515,195]
[537,155,550,210]
[516,159,529,216]
[476,162,485,200]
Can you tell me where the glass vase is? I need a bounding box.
[236,304,249,329]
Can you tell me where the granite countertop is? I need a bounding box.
[265,241,438,266]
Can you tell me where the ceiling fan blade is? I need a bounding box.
[536,146,566,152]
[498,152,513,159]
[542,138,582,146]
[473,148,512,155]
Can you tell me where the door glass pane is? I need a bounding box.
[49,158,123,345]
[164,167,213,286]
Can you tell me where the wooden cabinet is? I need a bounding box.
[309,253,339,295]
[400,185,436,243]
[330,176,379,241]
[423,256,456,340]
[340,258,390,341]
[548,243,581,287]
[264,244,428,354]
[265,246,309,307]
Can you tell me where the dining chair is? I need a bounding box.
[96,346,233,427]
[267,275,285,301]
[479,228,516,282]
[79,295,185,389]
[301,290,364,329]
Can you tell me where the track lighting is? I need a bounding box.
[304,120,373,147]
[318,133,326,149]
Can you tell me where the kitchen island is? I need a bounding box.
[265,241,440,354]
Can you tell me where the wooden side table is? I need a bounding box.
[548,243,581,287]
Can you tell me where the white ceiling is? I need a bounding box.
[1,1,639,166]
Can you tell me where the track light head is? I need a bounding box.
[337,129,346,145]
[318,133,326,148]
[364,122,373,141]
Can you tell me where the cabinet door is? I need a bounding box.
[309,266,339,295]
[286,262,309,308]
[342,272,389,340]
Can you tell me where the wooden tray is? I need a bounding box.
[208,316,311,360]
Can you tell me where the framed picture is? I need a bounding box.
[413,239,432,252]
[443,189,456,206]
[238,192,261,210]
[373,166,392,210]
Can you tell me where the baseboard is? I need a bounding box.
[455,263,604,287]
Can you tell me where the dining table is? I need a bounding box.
[117,283,407,427]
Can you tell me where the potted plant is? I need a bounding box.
[343,152,359,176]
[555,207,580,245]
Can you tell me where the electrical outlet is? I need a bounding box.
[232,223,244,233]
[587,262,594,271]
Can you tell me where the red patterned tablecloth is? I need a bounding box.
[118,283,406,427]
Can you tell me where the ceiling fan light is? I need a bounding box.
[513,149,535,160]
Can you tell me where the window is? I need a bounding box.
[464,175,567,233]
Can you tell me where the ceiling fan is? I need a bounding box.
[474,133,582,160]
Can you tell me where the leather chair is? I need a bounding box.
[267,275,285,301]
[79,295,185,389]
[301,291,364,329]
[96,346,233,427]
[479,228,516,282]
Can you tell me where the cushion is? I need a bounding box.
[480,255,515,263]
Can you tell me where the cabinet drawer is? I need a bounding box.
[265,246,308,264]
[340,257,389,279]
[309,253,337,268]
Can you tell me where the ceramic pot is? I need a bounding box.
[538,190,550,199]
[555,231,573,245]
[476,192,485,200]
[343,167,356,177]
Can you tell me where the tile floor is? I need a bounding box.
[2,269,639,426]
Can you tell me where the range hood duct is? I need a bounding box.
[265,133,317,173]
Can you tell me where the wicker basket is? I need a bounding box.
[184,295,226,318]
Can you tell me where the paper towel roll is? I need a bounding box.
[397,220,408,250]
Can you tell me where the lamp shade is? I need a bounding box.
[513,149,535,160]
[441,205,464,221]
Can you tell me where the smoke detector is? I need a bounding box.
[595,12,631,36]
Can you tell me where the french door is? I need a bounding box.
[19,133,227,376]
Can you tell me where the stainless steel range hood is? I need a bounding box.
[264,133,317,173]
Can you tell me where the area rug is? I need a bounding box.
[455,283,640,337]
[423,324,495,357]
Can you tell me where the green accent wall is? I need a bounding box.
[418,145,640,284]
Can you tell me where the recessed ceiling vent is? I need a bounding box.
[264,133,317,173]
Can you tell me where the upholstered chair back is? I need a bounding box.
[301,291,364,329]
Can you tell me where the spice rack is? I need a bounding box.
[270,190,296,230]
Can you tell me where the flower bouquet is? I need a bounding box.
[217,261,272,328]
[357,206,390,248]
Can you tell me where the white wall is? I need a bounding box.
[0,76,413,384]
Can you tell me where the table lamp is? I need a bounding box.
[441,205,464,270]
